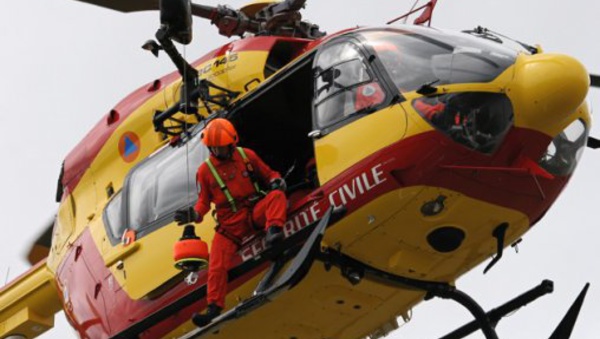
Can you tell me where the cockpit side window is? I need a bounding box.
[315,59,371,102]
[313,41,387,129]
[538,119,589,176]
[104,131,208,245]
[412,92,514,154]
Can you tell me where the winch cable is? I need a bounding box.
[183,44,194,214]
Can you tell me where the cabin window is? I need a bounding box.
[313,41,387,129]
[126,137,206,233]
[103,129,207,245]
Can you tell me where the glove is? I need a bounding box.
[269,177,287,192]
[174,207,198,225]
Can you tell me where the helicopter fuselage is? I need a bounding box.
[1,24,590,339]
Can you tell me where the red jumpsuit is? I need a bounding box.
[194,147,287,308]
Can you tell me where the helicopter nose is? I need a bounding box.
[508,53,589,135]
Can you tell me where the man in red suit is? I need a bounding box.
[175,118,287,327]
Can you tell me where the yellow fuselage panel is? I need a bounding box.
[508,53,591,136]
[198,51,268,92]
[100,217,218,300]
[330,186,528,281]
[0,261,62,338]
[315,104,433,184]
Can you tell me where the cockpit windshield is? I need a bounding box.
[359,27,518,93]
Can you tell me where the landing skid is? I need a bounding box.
[318,249,590,339]
[439,281,590,339]
[180,207,334,339]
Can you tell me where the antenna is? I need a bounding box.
[404,0,421,24]
[4,267,10,285]
[387,0,438,26]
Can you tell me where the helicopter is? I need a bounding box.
[1,0,600,339]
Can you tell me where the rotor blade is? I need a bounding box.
[591,74,600,88]
[73,0,158,12]
[548,283,590,339]
[25,217,55,265]
[588,137,600,149]
[190,3,216,19]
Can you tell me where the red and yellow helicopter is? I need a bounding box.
[1,0,599,338]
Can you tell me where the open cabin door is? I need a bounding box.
[228,52,317,197]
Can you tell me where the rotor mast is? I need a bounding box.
[73,0,324,39]
[190,0,323,39]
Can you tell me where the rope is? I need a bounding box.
[183,44,194,220]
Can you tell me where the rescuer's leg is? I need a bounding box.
[192,233,236,327]
[252,190,287,247]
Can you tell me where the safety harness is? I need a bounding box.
[205,147,264,212]
[205,147,265,246]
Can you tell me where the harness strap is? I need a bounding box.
[236,147,264,195]
[206,158,238,212]
[205,148,267,213]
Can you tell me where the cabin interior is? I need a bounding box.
[229,54,318,194]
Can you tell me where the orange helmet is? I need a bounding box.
[201,118,238,147]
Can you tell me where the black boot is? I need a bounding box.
[192,303,222,327]
[265,226,284,248]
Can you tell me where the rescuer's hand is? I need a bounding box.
[269,177,287,192]
[174,207,198,225]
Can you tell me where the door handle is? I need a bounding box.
[104,242,140,267]
[308,130,322,138]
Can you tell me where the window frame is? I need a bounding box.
[411,92,515,155]
[312,35,397,135]
[103,189,125,245]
